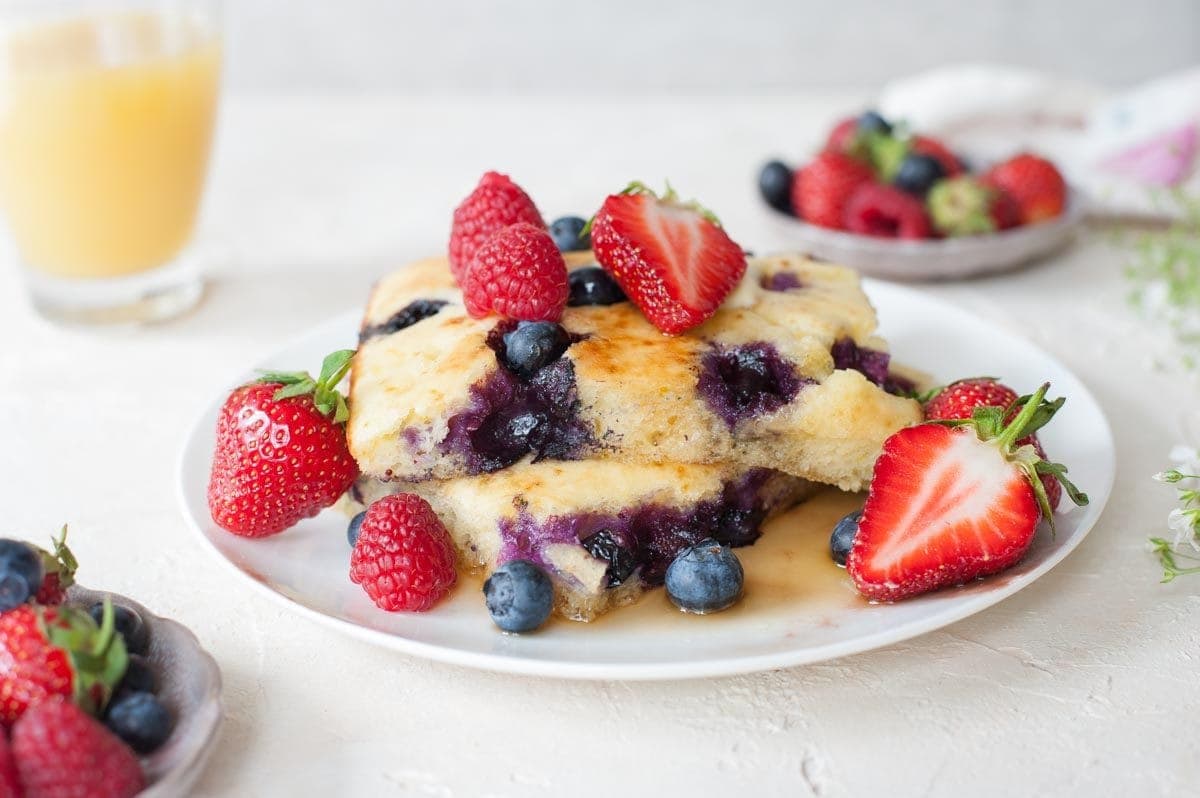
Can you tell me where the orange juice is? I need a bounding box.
[0,13,220,279]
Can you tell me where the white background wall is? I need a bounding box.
[221,0,1199,93]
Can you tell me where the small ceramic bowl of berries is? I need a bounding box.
[758,110,1084,280]
[0,530,221,797]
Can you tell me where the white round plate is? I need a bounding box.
[67,587,222,796]
[177,282,1114,680]
[764,191,1085,281]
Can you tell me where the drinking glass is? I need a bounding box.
[0,0,221,324]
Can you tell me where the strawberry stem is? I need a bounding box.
[92,599,115,659]
[39,525,77,592]
[995,383,1050,450]
[256,349,355,424]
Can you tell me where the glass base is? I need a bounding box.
[23,250,204,326]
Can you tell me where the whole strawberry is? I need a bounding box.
[924,377,1018,420]
[983,153,1066,224]
[350,494,458,612]
[792,151,873,229]
[448,171,545,283]
[461,222,569,322]
[208,350,359,538]
[848,383,1087,601]
[590,182,746,335]
[0,603,127,727]
[13,699,144,798]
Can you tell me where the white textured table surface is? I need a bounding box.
[1,94,1195,797]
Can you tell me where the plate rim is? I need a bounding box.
[176,286,1115,681]
[762,188,1087,281]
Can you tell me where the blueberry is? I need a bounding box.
[665,539,744,614]
[119,654,157,695]
[830,510,862,566]
[712,507,761,548]
[758,160,793,213]
[502,321,571,379]
[105,691,173,753]
[359,298,447,342]
[857,110,892,135]
[549,216,591,252]
[581,529,636,587]
[347,511,366,547]
[90,602,149,656]
[0,540,42,612]
[484,560,554,633]
[567,266,626,307]
[893,153,947,197]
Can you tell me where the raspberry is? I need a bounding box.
[843,183,931,239]
[448,172,544,283]
[350,494,457,612]
[462,222,569,322]
[792,151,873,229]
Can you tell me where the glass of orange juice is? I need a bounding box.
[0,0,220,324]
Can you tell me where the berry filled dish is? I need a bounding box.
[206,171,1088,634]
[0,530,202,797]
[759,109,1069,240]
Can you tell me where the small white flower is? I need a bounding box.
[1167,507,1200,551]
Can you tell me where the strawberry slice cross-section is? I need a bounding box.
[847,383,1088,602]
[589,182,747,335]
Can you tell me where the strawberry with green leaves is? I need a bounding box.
[208,350,359,538]
[924,377,1064,511]
[848,383,1087,602]
[0,601,127,727]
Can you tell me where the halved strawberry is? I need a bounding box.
[589,182,746,335]
[847,384,1087,601]
[924,377,1062,514]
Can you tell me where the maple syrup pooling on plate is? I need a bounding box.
[448,489,864,629]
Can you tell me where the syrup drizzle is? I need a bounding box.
[450,489,866,629]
